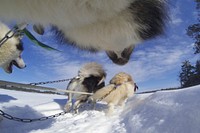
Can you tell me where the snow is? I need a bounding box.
[1,85,200,133]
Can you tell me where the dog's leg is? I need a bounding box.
[118,97,127,109]
[64,93,72,112]
[106,103,115,115]
[87,97,96,110]
[73,100,82,114]
[92,101,96,110]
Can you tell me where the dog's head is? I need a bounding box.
[0,36,26,74]
[110,72,133,86]
[0,22,26,73]
[78,62,106,93]
[2,40,26,73]
[67,62,106,94]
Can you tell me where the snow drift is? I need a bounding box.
[0,85,200,133]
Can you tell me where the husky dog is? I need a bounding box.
[0,22,26,73]
[65,62,106,113]
[89,72,136,114]
[0,0,167,65]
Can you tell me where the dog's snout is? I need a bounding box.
[106,52,129,65]
[106,45,135,65]
[12,58,26,69]
[21,64,26,69]
[117,58,128,65]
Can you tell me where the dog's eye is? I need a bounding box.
[16,42,24,51]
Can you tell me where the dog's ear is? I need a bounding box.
[127,75,133,82]
[109,77,116,84]
[127,74,134,85]
[33,24,45,35]
[110,73,123,85]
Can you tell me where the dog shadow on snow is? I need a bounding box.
[0,105,54,133]
[78,102,108,113]
[54,98,108,113]
[0,94,17,103]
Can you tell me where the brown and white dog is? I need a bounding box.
[65,62,106,113]
[0,22,26,73]
[0,0,167,65]
[89,72,137,114]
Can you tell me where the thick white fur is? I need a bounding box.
[78,62,106,79]
[90,72,135,114]
[0,22,25,73]
[0,0,141,52]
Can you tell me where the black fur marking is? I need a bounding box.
[50,25,98,52]
[129,0,168,40]
[16,40,24,51]
[106,51,128,65]
[33,24,45,35]
[82,75,105,93]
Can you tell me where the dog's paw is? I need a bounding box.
[87,97,95,104]
[64,103,72,112]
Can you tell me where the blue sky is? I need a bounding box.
[1,0,199,92]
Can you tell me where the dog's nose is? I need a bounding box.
[116,58,128,65]
[106,51,129,65]
[19,64,26,69]
[106,45,135,65]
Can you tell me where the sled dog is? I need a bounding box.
[89,72,136,114]
[0,0,167,65]
[65,62,106,113]
[0,22,26,73]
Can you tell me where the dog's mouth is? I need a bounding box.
[4,60,26,74]
[106,45,135,65]
[12,60,24,69]
[4,62,13,74]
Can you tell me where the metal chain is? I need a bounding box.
[29,78,73,86]
[0,102,93,123]
[0,23,27,47]
[0,109,70,123]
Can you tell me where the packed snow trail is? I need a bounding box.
[1,85,200,133]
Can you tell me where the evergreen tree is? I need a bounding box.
[195,60,200,75]
[179,60,195,88]
[186,0,200,54]
[179,60,200,88]
[194,60,200,85]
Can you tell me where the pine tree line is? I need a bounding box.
[179,60,200,88]
[180,1,200,88]
[186,0,200,54]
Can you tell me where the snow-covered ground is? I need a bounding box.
[1,85,200,133]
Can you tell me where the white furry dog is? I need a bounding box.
[65,62,106,113]
[0,0,167,65]
[0,22,26,73]
[89,72,136,114]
